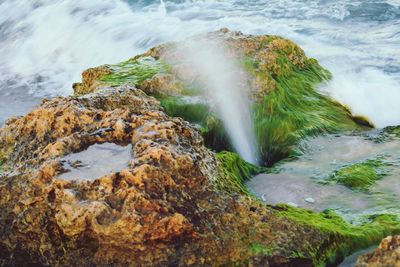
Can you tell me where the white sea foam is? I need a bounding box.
[0,0,399,127]
[320,66,400,128]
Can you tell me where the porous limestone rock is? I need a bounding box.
[0,31,394,267]
[0,84,336,266]
[356,236,400,267]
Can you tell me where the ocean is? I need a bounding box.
[0,0,399,126]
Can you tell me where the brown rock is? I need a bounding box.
[356,236,400,267]
[73,65,112,96]
[0,30,370,266]
[0,82,352,266]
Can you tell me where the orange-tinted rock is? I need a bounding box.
[73,65,112,95]
[0,82,353,266]
[356,236,400,267]
[0,30,372,266]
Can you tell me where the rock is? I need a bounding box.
[261,193,267,201]
[0,83,334,266]
[73,65,113,96]
[305,197,315,204]
[140,73,184,96]
[0,30,396,267]
[72,29,366,165]
[356,236,400,267]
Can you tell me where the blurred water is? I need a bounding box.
[0,0,399,126]
[175,39,258,163]
[58,143,132,181]
[247,133,400,221]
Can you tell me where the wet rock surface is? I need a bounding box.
[0,83,338,266]
[58,143,132,181]
[248,133,400,220]
[72,29,365,165]
[356,236,400,266]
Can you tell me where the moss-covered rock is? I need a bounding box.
[326,157,390,191]
[73,29,368,165]
[382,125,400,138]
[215,151,262,194]
[4,29,394,266]
[1,86,397,266]
[73,56,171,96]
[275,205,400,266]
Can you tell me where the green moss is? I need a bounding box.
[383,125,400,137]
[159,96,209,124]
[201,116,235,152]
[274,205,400,266]
[249,243,274,256]
[251,61,363,165]
[158,95,232,152]
[0,160,5,174]
[99,56,168,88]
[76,36,369,167]
[215,151,262,195]
[159,56,365,166]
[327,158,390,190]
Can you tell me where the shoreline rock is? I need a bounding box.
[0,30,398,266]
[356,236,400,266]
[72,29,369,165]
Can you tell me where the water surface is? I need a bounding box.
[247,133,400,220]
[0,0,399,126]
[58,143,132,181]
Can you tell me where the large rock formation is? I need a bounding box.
[356,236,400,266]
[72,29,367,165]
[0,84,328,266]
[0,30,398,266]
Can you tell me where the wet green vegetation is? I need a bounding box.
[274,205,400,266]
[80,39,368,167]
[326,157,391,191]
[248,59,364,165]
[383,125,400,137]
[100,56,169,87]
[215,151,262,194]
[71,35,398,266]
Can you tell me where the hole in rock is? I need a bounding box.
[58,143,132,181]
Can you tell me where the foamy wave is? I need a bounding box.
[0,0,399,127]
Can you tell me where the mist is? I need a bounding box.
[175,39,258,164]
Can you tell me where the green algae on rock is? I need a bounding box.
[252,63,363,164]
[326,157,391,191]
[3,29,396,266]
[158,96,232,151]
[72,29,368,166]
[73,56,172,96]
[99,57,169,88]
[2,83,390,266]
[274,205,400,266]
[215,151,262,195]
[384,125,400,136]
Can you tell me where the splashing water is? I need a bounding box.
[177,40,258,163]
[158,0,167,16]
[0,0,399,128]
